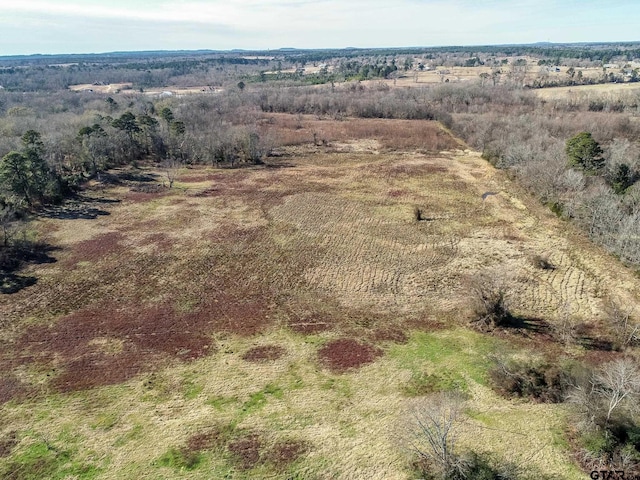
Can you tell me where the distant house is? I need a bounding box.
[603,63,619,69]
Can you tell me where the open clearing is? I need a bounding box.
[534,82,640,100]
[1,117,638,478]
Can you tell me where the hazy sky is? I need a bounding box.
[1,0,638,55]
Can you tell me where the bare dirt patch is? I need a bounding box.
[318,338,383,373]
[242,345,286,363]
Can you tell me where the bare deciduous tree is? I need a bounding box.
[407,391,466,478]
[594,358,640,423]
[162,157,180,189]
[606,298,639,349]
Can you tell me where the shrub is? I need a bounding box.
[489,357,571,403]
[530,254,555,270]
[468,274,514,331]
[403,371,466,397]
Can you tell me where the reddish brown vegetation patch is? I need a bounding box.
[581,349,621,366]
[227,434,262,470]
[124,190,167,203]
[388,189,408,198]
[259,114,459,152]
[381,162,448,178]
[242,345,286,363]
[186,428,226,452]
[0,377,25,405]
[265,439,309,469]
[318,338,383,373]
[68,231,125,264]
[406,316,446,332]
[205,296,270,336]
[371,327,409,344]
[287,314,332,334]
[142,233,174,252]
[15,302,214,393]
[179,173,224,183]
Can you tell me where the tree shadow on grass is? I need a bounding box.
[0,241,59,294]
[39,205,111,220]
[0,273,37,294]
[500,314,551,334]
[38,192,120,220]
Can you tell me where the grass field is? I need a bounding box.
[534,82,640,100]
[1,117,637,478]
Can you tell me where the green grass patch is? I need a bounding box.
[241,383,284,416]
[155,447,205,471]
[402,370,467,397]
[0,439,101,480]
[206,395,238,411]
[319,377,352,398]
[390,328,504,385]
[113,424,144,447]
[90,412,119,431]
[183,379,204,400]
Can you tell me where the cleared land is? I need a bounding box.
[534,82,640,99]
[1,117,638,478]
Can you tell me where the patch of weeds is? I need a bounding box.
[90,412,119,431]
[402,370,467,397]
[320,377,352,398]
[113,424,144,447]
[0,431,18,458]
[175,296,199,313]
[318,338,383,373]
[0,440,100,480]
[242,345,286,362]
[530,254,555,270]
[206,395,238,411]
[390,330,500,385]
[264,439,309,471]
[156,447,204,471]
[548,201,564,217]
[141,372,172,401]
[227,433,262,470]
[241,383,283,416]
[489,357,571,403]
[183,379,204,400]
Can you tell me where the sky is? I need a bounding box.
[0,0,639,56]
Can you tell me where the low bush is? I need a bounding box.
[489,357,571,403]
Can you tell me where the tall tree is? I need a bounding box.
[566,132,604,172]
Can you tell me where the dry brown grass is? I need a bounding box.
[259,114,459,151]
